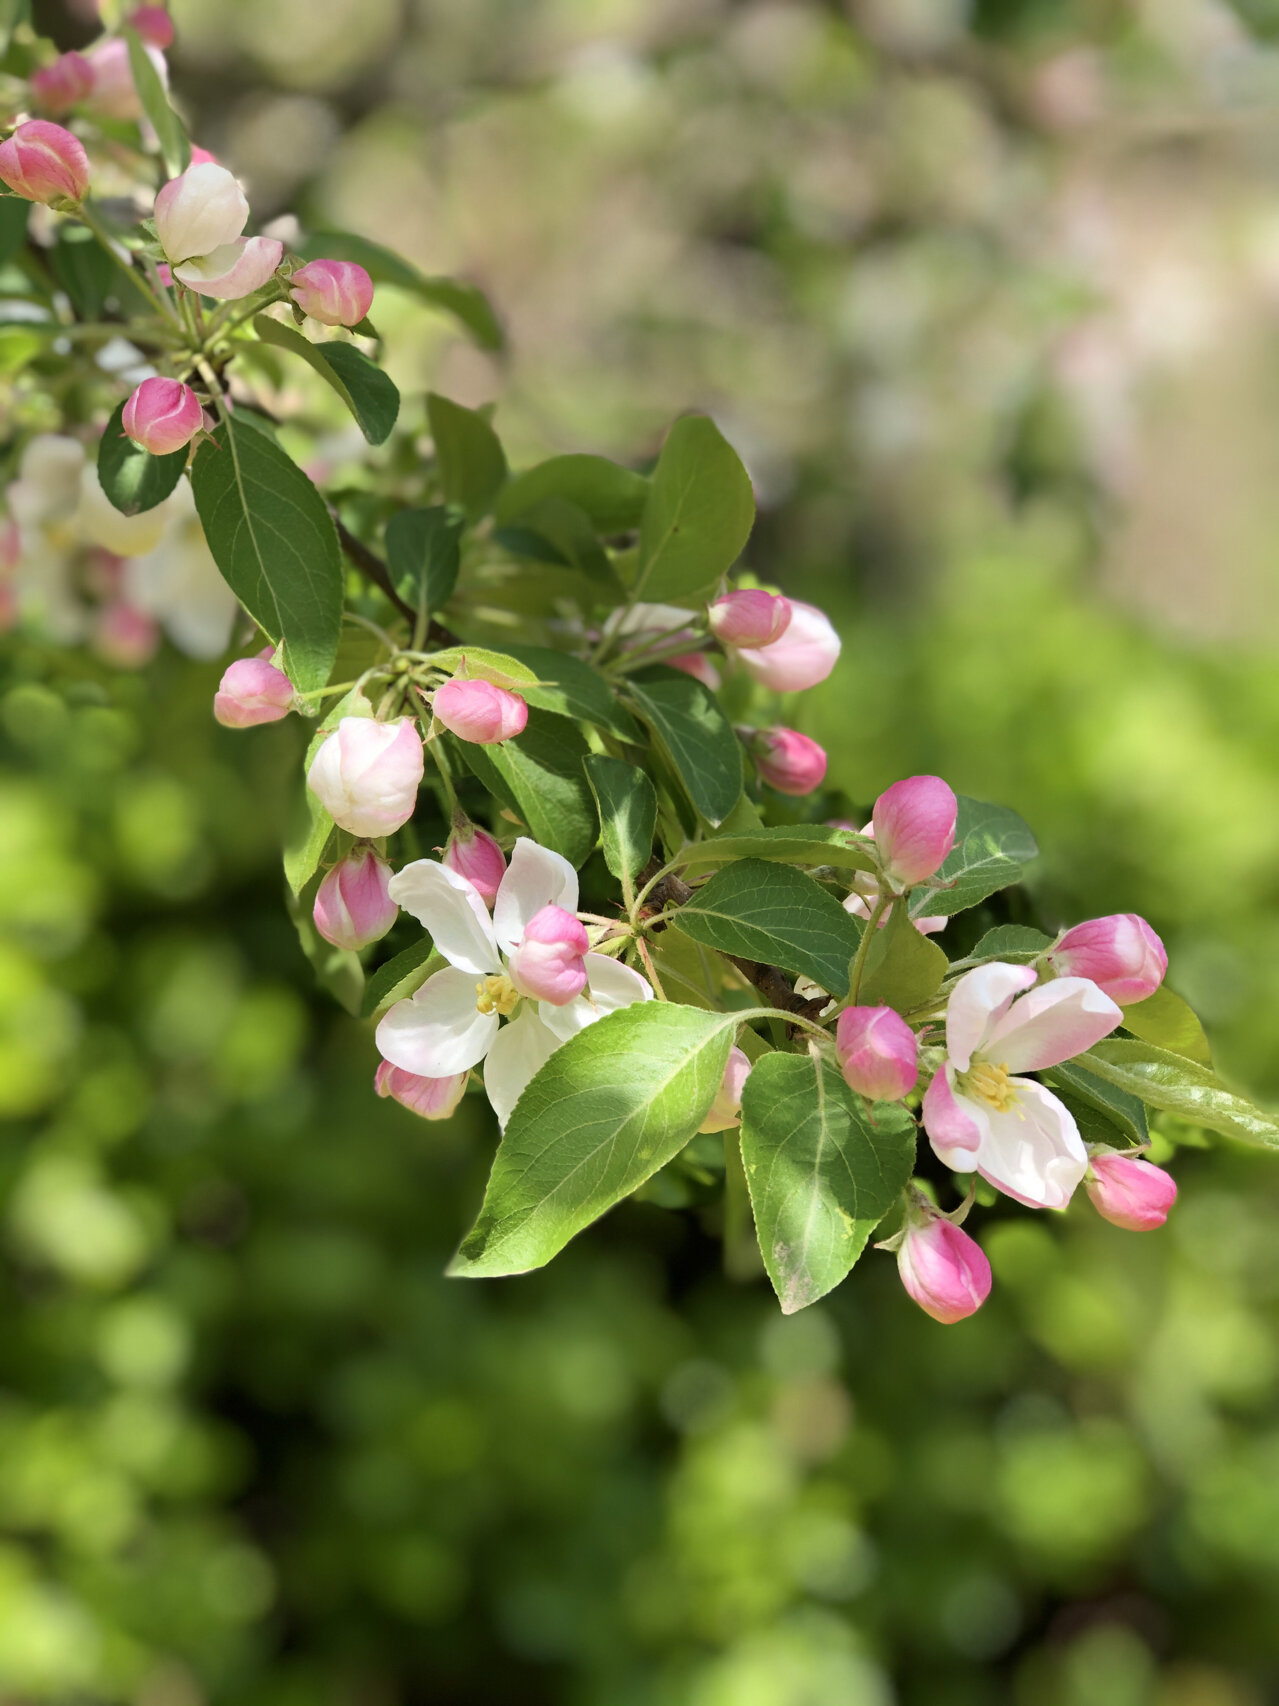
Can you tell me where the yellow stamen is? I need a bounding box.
[475,974,519,1017]
[961,1059,1019,1113]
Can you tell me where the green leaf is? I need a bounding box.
[1121,985,1212,1066]
[96,400,187,516]
[425,646,537,688]
[0,198,29,267]
[500,643,640,740]
[450,1004,736,1276]
[48,226,117,320]
[0,0,31,54]
[385,505,463,617]
[634,416,755,603]
[124,25,191,177]
[1077,1042,1279,1150]
[961,924,1053,964]
[426,393,507,519]
[450,709,597,866]
[494,497,617,586]
[740,1051,917,1314]
[858,901,948,1015]
[297,230,504,349]
[1041,1060,1148,1148]
[911,797,1038,919]
[497,454,649,533]
[191,417,343,693]
[1054,1091,1138,1150]
[252,316,399,445]
[626,669,742,827]
[673,824,876,877]
[360,938,441,1019]
[584,756,656,891]
[676,859,862,998]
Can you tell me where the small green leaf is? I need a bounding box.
[97,400,187,516]
[450,1004,737,1276]
[911,797,1038,919]
[360,938,441,1019]
[0,0,32,54]
[426,646,538,687]
[634,416,755,603]
[385,505,463,617]
[497,454,649,533]
[450,709,597,866]
[626,669,742,827]
[740,1051,917,1314]
[673,824,876,878]
[252,316,399,444]
[500,643,640,740]
[1042,1060,1148,1148]
[494,497,617,587]
[123,25,191,177]
[584,756,656,891]
[960,924,1053,964]
[427,393,507,519]
[1077,1042,1279,1150]
[858,901,948,1015]
[1121,985,1212,1066]
[676,859,862,998]
[1054,1091,1138,1150]
[297,230,504,349]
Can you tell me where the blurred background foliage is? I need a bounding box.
[5,0,1279,1701]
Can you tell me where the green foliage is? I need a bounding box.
[252,316,400,444]
[913,796,1038,918]
[1044,1059,1150,1147]
[385,505,463,617]
[123,25,190,176]
[626,670,742,826]
[497,454,649,533]
[450,710,596,864]
[1122,984,1213,1065]
[633,416,755,603]
[96,401,187,516]
[584,754,656,891]
[1082,1041,1279,1149]
[297,230,504,348]
[675,858,862,997]
[673,824,876,876]
[426,392,507,518]
[858,901,948,1013]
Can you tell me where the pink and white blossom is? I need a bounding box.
[708,589,791,649]
[872,775,957,890]
[735,599,840,692]
[313,849,398,951]
[213,648,293,727]
[173,236,283,301]
[699,1046,752,1132]
[897,1215,992,1324]
[836,1006,918,1101]
[154,162,248,263]
[289,259,374,328]
[433,677,528,744]
[0,120,89,205]
[374,1060,468,1121]
[1048,914,1167,1005]
[307,716,423,837]
[1084,1152,1177,1230]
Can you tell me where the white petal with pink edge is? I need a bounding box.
[984,975,1122,1074]
[482,1007,561,1128]
[944,962,1038,1072]
[922,1066,988,1166]
[973,1078,1087,1209]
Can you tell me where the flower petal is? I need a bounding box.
[945,962,1038,1072]
[922,1066,987,1168]
[375,966,498,1077]
[386,859,499,975]
[974,1079,1087,1209]
[537,952,653,1042]
[493,837,579,956]
[985,976,1122,1074]
[482,1007,561,1128]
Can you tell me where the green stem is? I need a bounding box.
[430,738,459,816]
[848,895,889,1004]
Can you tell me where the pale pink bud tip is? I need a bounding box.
[313,849,399,951]
[434,678,528,745]
[307,716,424,838]
[872,775,958,890]
[749,726,827,796]
[735,599,840,692]
[836,1006,918,1101]
[375,1059,467,1121]
[213,650,293,728]
[1085,1153,1177,1231]
[128,5,175,49]
[30,53,94,115]
[708,589,792,649]
[1049,914,1167,1005]
[898,1217,992,1324]
[121,377,203,457]
[289,259,375,328]
[699,1047,752,1133]
[0,121,90,206]
[442,823,507,907]
[511,904,590,1006]
[154,161,248,264]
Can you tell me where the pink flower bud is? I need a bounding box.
[699,1046,752,1133]
[442,822,507,907]
[154,161,248,263]
[173,235,283,301]
[121,377,203,456]
[307,716,424,838]
[1084,1153,1177,1231]
[289,259,375,328]
[85,37,165,122]
[375,1059,467,1121]
[510,904,590,1005]
[748,726,827,796]
[127,5,175,48]
[213,648,293,728]
[836,1006,918,1101]
[898,1216,991,1324]
[708,589,792,649]
[313,849,398,951]
[1048,914,1167,1005]
[667,651,722,691]
[433,678,528,745]
[735,599,840,692]
[0,121,89,206]
[872,775,957,889]
[30,53,94,115]
[94,600,158,668]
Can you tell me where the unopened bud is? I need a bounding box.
[289,259,375,328]
[375,1059,467,1120]
[747,726,827,796]
[122,377,203,456]
[836,1005,918,1101]
[1048,914,1167,1005]
[897,1215,991,1324]
[1084,1152,1177,1230]
[872,775,957,889]
[213,648,293,728]
[154,161,248,263]
[735,599,840,692]
[434,677,528,745]
[699,1046,752,1132]
[30,53,94,115]
[510,904,589,1005]
[0,120,89,206]
[307,716,424,837]
[85,37,166,122]
[127,5,175,49]
[708,589,792,649]
[442,821,507,907]
[314,848,398,951]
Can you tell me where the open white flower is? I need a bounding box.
[922,962,1122,1209]
[376,838,652,1126]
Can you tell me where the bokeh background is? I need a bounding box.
[5,0,1279,1701]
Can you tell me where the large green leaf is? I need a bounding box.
[494,497,617,587]
[633,416,755,603]
[97,400,187,516]
[451,709,597,866]
[297,230,503,350]
[1078,1042,1279,1150]
[911,796,1038,919]
[673,825,876,877]
[385,505,463,618]
[191,417,343,693]
[584,755,656,892]
[497,454,649,533]
[124,25,191,177]
[858,901,948,1014]
[740,1051,917,1313]
[1042,1059,1148,1148]
[1121,985,1212,1066]
[675,859,862,997]
[501,643,640,740]
[450,1004,736,1276]
[427,393,507,518]
[253,316,399,445]
[626,669,742,827]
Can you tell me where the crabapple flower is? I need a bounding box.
[213,649,293,727]
[922,963,1124,1209]
[897,1215,992,1324]
[872,775,957,890]
[307,716,424,837]
[154,162,248,263]
[747,726,827,795]
[433,678,528,744]
[128,5,175,49]
[122,378,203,456]
[30,53,94,115]
[442,822,507,906]
[735,599,840,692]
[377,838,652,1126]
[708,589,791,649]
[1048,914,1167,1005]
[836,1006,918,1101]
[699,1047,752,1133]
[173,236,283,301]
[1085,1152,1177,1230]
[313,849,398,951]
[289,259,375,328]
[0,121,89,205]
[509,905,590,1005]
[375,1060,467,1121]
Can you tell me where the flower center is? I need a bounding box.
[475,974,519,1018]
[961,1058,1018,1113]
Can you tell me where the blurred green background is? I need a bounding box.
[5,1,1279,1701]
